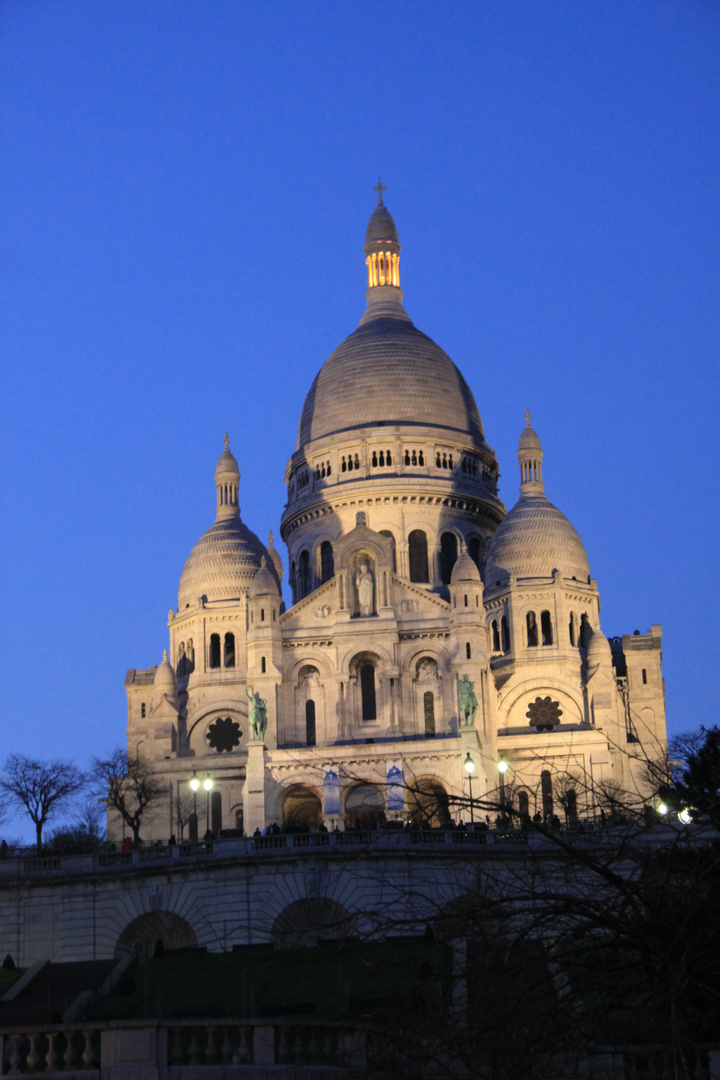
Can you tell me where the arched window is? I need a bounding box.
[642,669,647,685]
[360,664,377,722]
[290,561,297,604]
[518,791,530,819]
[320,541,334,583]
[209,633,221,669]
[566,790,578,827]
[440,531,458,585]
[298,550,310,599]
[379,530,396,572]
[501,616,510,652]
[541,771,553,819]
[305,700,316,746]
[526,612,538,647]
[569,612,577,647]
[211,790,222,835]
[224,633,235,668]
[492,620,501,652]
[579,613,591,648]
[409,530,429,583]
[466,642,471,659]
[468,535,482,571]
[261,656,266,674]
[423,691,435,737]
[540,611,553,646]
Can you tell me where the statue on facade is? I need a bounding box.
[355,562,375,617]
[246,688,268,741]
[457,674,478,727]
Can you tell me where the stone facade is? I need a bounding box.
[122,194,667,845]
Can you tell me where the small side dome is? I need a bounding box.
[518,410,542,452]
[151,650,178,710]
[249,557,281,598]
[586,627,613,667]
[451,552,482,585]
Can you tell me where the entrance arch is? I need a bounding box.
[115,911,198,961]
[408,778,451,828]
[272,899,355,948]
[344,784,386,830]
[282,784,322,829]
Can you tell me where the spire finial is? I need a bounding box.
[373,178,386,205]
[163,649,168,662]
[524,409,532,426]
[223,432,230,450]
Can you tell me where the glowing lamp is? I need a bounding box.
[464,753,475,776]
[678,808,692,825]
[189,772,200,792]
[498,758,509,774]
[203,775,214,792]
[657,803,668,816]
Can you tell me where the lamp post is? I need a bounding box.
[498,756,509,823]
[203,774,214,836]
[464,753,475,825]
[190,771,200,841]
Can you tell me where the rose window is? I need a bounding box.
[526,697,563,732]
[206,716,241,753]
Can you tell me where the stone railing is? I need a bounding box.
[0,1018,369,1077]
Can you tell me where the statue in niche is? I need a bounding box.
[246,688,268,741]
[417,659,438,683]
[355,561,375,617]
[457,674,478,727]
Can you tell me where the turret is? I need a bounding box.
[215,433,240,522]
[518,410,544,497]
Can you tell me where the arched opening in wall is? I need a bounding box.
[379,530,396,572]
[360,663,377,721]
[320,541,334,583]
[234,808,244,834]
[298,551,310,599]
[209,634,221,669]
[271,898,355,949]
[423,691,436,737]
[189,813,198,841]
[540,611,553,646]
[115,912,198,962]
[540,771,553,819]
[501,616,510,652]
[579,613,592,648]
[569,612,577,647]
[518,790,530,820]
[290,561,296,605]
[642,668,647,685]
[440,531,458,585]
[526,612,538,648]
[408,529,429,583]
[491,620,500,652]
[282,784,322,830]
[224,633,236,668]
[211,790,222,835]
[345,784,386,830]
[408,779,451,828]
[305,700,316,746]
[467,535,482,572]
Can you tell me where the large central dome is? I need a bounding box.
[298,317,485,447]
[296,193,486,452]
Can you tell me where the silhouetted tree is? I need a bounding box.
[90,748,166,847]
[0,754,83,852]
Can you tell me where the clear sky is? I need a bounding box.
[1,2,719,815]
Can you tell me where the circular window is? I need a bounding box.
[206,716,241,753]
[526,697,563,732]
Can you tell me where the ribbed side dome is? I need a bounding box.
[178,519,274,609]
[485,496,590,585]
[298,317,485,448]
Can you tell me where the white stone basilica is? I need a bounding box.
[123,192,667,842]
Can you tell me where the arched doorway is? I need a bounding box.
[282,784,323,830]
[408,779,451,828]
[344,784,386,830]
[271,898,355,948]
[115,912,198,962]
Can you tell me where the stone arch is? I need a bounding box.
[271,898,355,948]
[500,680,584,730]
[186,705,248,754]
[115,911,198,962]
[344,782,386,829]
[281,783,323,829]
[408,776,451,828]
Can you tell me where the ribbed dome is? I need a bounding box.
[485,496,590,586]
[178,519,274,609]
[298,317,485,447]
[365,203,399,246]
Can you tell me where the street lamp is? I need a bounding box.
[203,774,214,837]
[464,753,475,824]
[657,802,669,817]
[497,756,509,823]
[678,808,692,825]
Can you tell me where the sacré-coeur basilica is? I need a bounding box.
[122,190,667,841]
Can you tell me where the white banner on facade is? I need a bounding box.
[387,761,404,811]
[323,768,340,815]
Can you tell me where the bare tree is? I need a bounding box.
[0,755,83,853]
[90,748,166,847]
[175,788,196,840]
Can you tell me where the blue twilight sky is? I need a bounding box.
[1,2,719,796]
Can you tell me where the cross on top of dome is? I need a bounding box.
[373,179,387,205]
